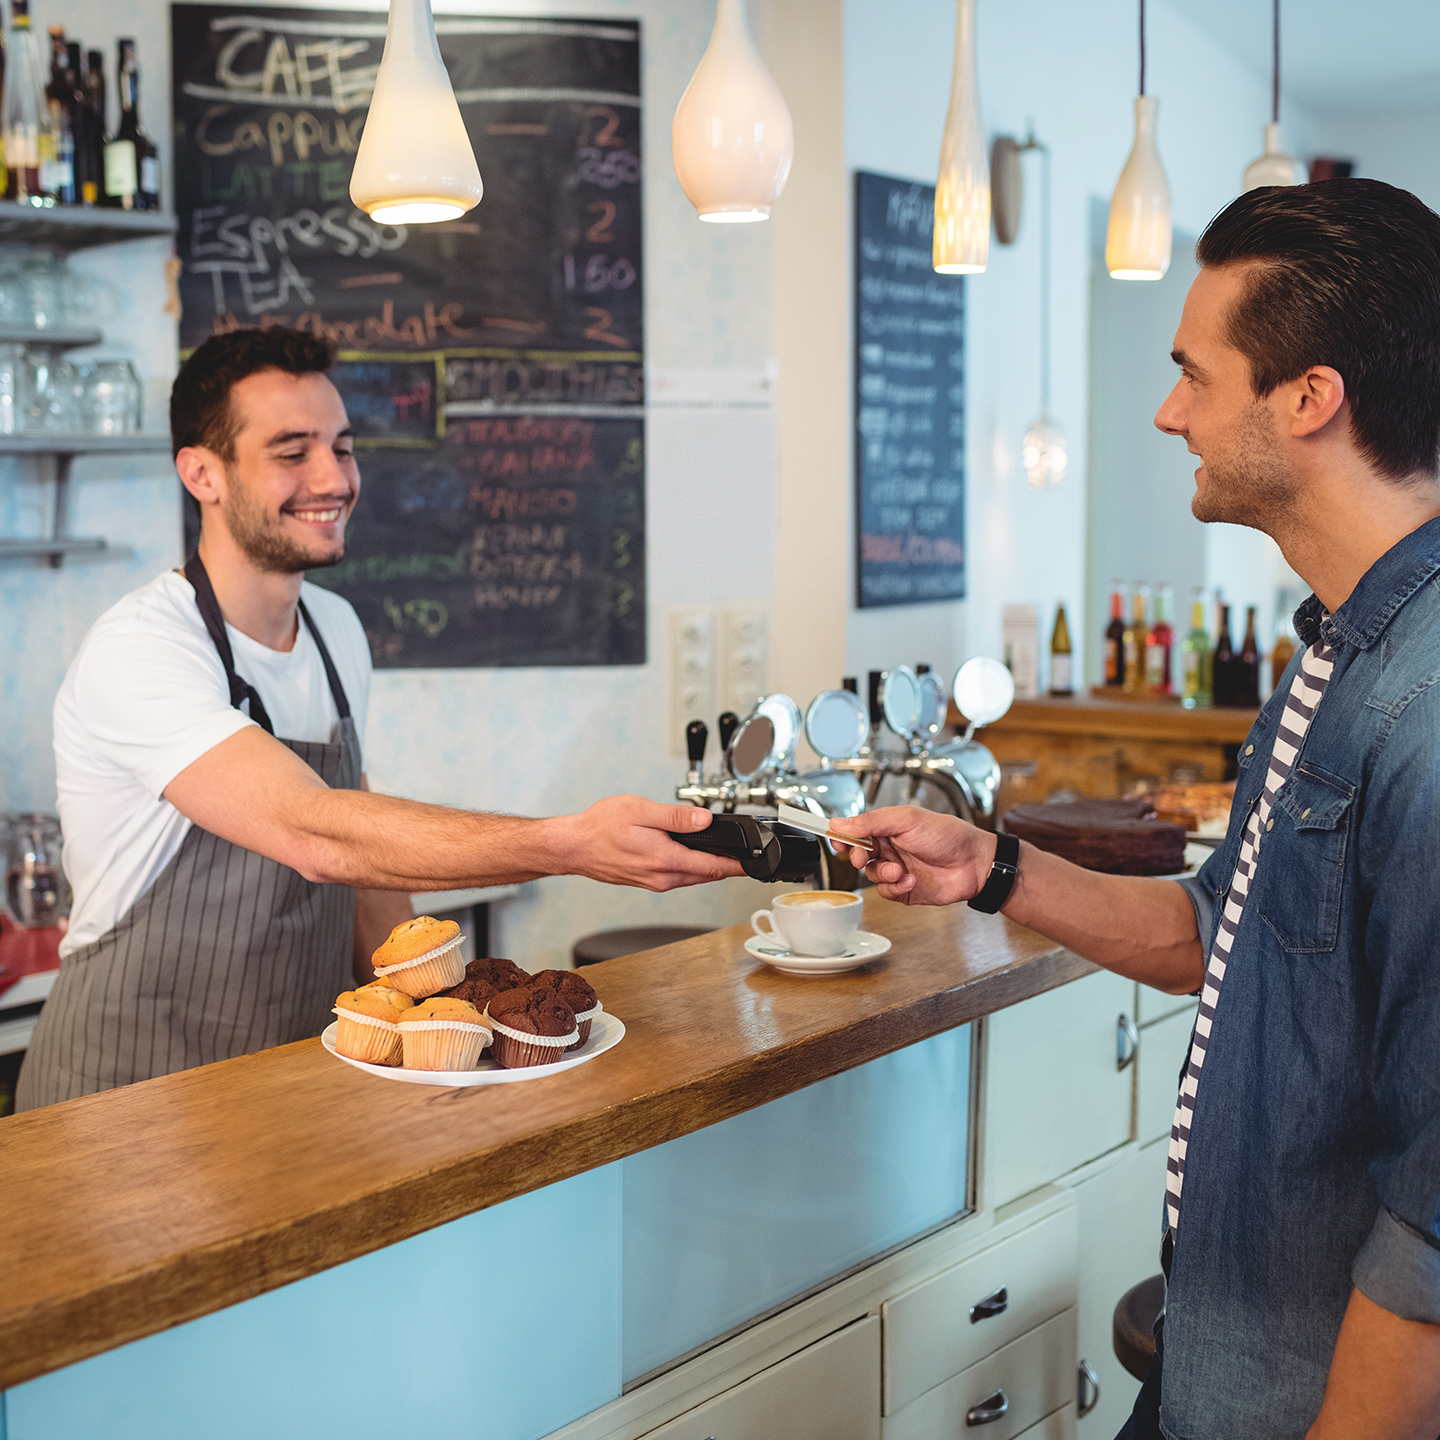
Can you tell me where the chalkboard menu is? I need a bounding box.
[171,4,645,667]
[853,170,965,609]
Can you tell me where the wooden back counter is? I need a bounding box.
[0,894,1089,1391]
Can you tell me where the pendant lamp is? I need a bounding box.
[350,0,483,225]
[672,0,793,223]
[933,0,989,273]
[1106,0,1171,281]
[1242,0,1300,191]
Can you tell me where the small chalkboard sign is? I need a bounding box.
[853,170,966,609]
[171,4,645,667]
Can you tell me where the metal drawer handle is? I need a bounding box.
[969,1286,1008,1322]
[966,1388,1010,1426]
[1078,1358,1100,1416]
[1116,1013,1139,1071]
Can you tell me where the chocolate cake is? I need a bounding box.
[1002,798,1187,876]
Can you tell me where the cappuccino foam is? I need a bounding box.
[781,891,859,908]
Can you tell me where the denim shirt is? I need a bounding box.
[1166,516,1440,1440]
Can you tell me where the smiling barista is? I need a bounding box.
[16,328,736,1111]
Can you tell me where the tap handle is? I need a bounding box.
[685,719,708,766]
[867,670,884,728]
[842,675,858,694]
[916,662,931,674]
[717,711,740,753]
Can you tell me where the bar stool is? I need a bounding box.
[571,926,712,968]
[1113,1273,1165,1381]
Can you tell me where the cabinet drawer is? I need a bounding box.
[883,1207,1077,1414]
[1018,1403,1076,1440]
[643,1315,879,1440]
[1137,1005,1198,1145]
[884,1308,1077,1440]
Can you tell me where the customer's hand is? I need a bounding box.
[830,807,999,907]
[550,796,744,891]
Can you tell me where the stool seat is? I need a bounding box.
[572,925,712,967]
[1113,1273,1165,1382]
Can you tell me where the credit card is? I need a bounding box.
[777,803,875,852]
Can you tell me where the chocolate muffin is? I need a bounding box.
[485,983,578,1068]
[438,956,530,1011]
[529,969,602,1050]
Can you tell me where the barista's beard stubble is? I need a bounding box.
[222,476,353,574]
[1190,395,1299,533]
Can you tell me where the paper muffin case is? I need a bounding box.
[399,1018,493,1072]
[332,1006,403,1066]
[483,1008,579,1068]
[568,1000,603,1052]
[372,938,467,998]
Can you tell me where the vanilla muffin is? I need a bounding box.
[398,997,493,1071]
[333,984,414,1065]
[371,916,466,997]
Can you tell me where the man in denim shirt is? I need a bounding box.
[837,180,1440,1439]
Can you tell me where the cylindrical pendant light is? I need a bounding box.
[933,0,989,274]
[1242,0,1300,191]
[350,0,483,225]
[672,0,793,224]
[1106,0,1171,280]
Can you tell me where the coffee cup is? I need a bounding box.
[751,890,863,957]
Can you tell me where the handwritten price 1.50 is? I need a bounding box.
[561,254,636,293]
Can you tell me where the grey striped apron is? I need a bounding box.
[16,556,358,1110]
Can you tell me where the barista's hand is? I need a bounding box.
[830,807,999,907]
[550,796,744,891]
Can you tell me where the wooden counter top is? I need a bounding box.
[0,894,1089,1390]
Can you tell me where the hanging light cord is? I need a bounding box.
[1272,0,1280,124]
[1139,0,1147,97]
[1021,129,1053,415]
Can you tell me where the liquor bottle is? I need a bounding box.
[1103,582,1126,687]
[83,48,106,203]
[1181,589,1212,709]
[1213,602,1236,707]
[64,42,94,205]
[1123,585,1149,695]
[1270,590,1297,694]
[44,28,74,205]
[1146,584,1175,695]
[1238,605,1261,707]
[103,39,158,210]
[4,0,55,206]
[1049,603,1074,696]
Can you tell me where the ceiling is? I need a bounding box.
[1158,0,1440,114]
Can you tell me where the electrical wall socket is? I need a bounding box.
[669,607,718,758]
[720,605,769,720]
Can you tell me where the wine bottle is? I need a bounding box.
[1123,585,1149,695]
[1270,590,1297,694]
[1238,605,1261,707]
[1049,602,1074,696]
[83,48,105,204]
[1213,602,1236,707]
[1103,582,1126,687]
[103,39,158,210]
[44,27,74,205]
[64,42,94,205]
[4,0,55,207]
[1146,584,1175,695]
[1181,589,1211,710]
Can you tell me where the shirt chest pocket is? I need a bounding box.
[1255,763,1354,954]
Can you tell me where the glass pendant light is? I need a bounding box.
[350,0,483,225]
[1242,0,1300,191]
[672,0,793,224]
[1021,137,1065,488]
[1106,0,1171,281]
[933,0,989,273]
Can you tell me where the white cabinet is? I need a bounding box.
[1016,1405,1077,1440]
[986,970,1137,1208]
[1137,1003,1198,1145]
[643,1315,879,1440]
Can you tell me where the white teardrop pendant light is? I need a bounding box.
[1106,0,1171,280]
[350,0,483,225]
[672,0,793,223]
[933,0,989,274]
[1242,0,1300,191]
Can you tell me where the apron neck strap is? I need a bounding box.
[297,598,351,721]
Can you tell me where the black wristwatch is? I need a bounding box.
[968,832,1020,914]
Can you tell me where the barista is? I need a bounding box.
[16,328,735,1110]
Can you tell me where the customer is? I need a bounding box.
[837,180,1440,1440]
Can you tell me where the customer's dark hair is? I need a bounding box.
[1195,178,1440,480]
[170,327,336,460]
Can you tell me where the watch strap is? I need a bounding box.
[968,831,1020,914]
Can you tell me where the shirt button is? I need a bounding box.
[1266,818,1274,831]
[1301,807,1310,819]
[1246,744,1254,755]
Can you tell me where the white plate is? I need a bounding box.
[744,930,891,976]
[320,1010,626,1087]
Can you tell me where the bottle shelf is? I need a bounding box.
[0,327,104,352]
[0,203,175,252]
[0,433,169,455]
[0,536,111,562]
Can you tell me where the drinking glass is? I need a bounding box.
[84,360,142,434]
[0,343,25,435]
[21,256,66,330]
[4,813,70,928]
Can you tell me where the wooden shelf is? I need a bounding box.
[967,692,1259,744]
[0,202,176,251]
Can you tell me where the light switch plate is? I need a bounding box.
[670,607,717,757]
[720,605,769,720]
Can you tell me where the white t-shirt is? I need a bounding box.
[53,570,371,958]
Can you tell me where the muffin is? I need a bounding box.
[333,984,414,1065]
[371,916,466,997]
[529,969,602,1050]
[484,983,579,1068]
[398,997,493,1071]
[439,956,531,1010]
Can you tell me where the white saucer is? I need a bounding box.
[320,1011,625,1086]
[744,930,891,976]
